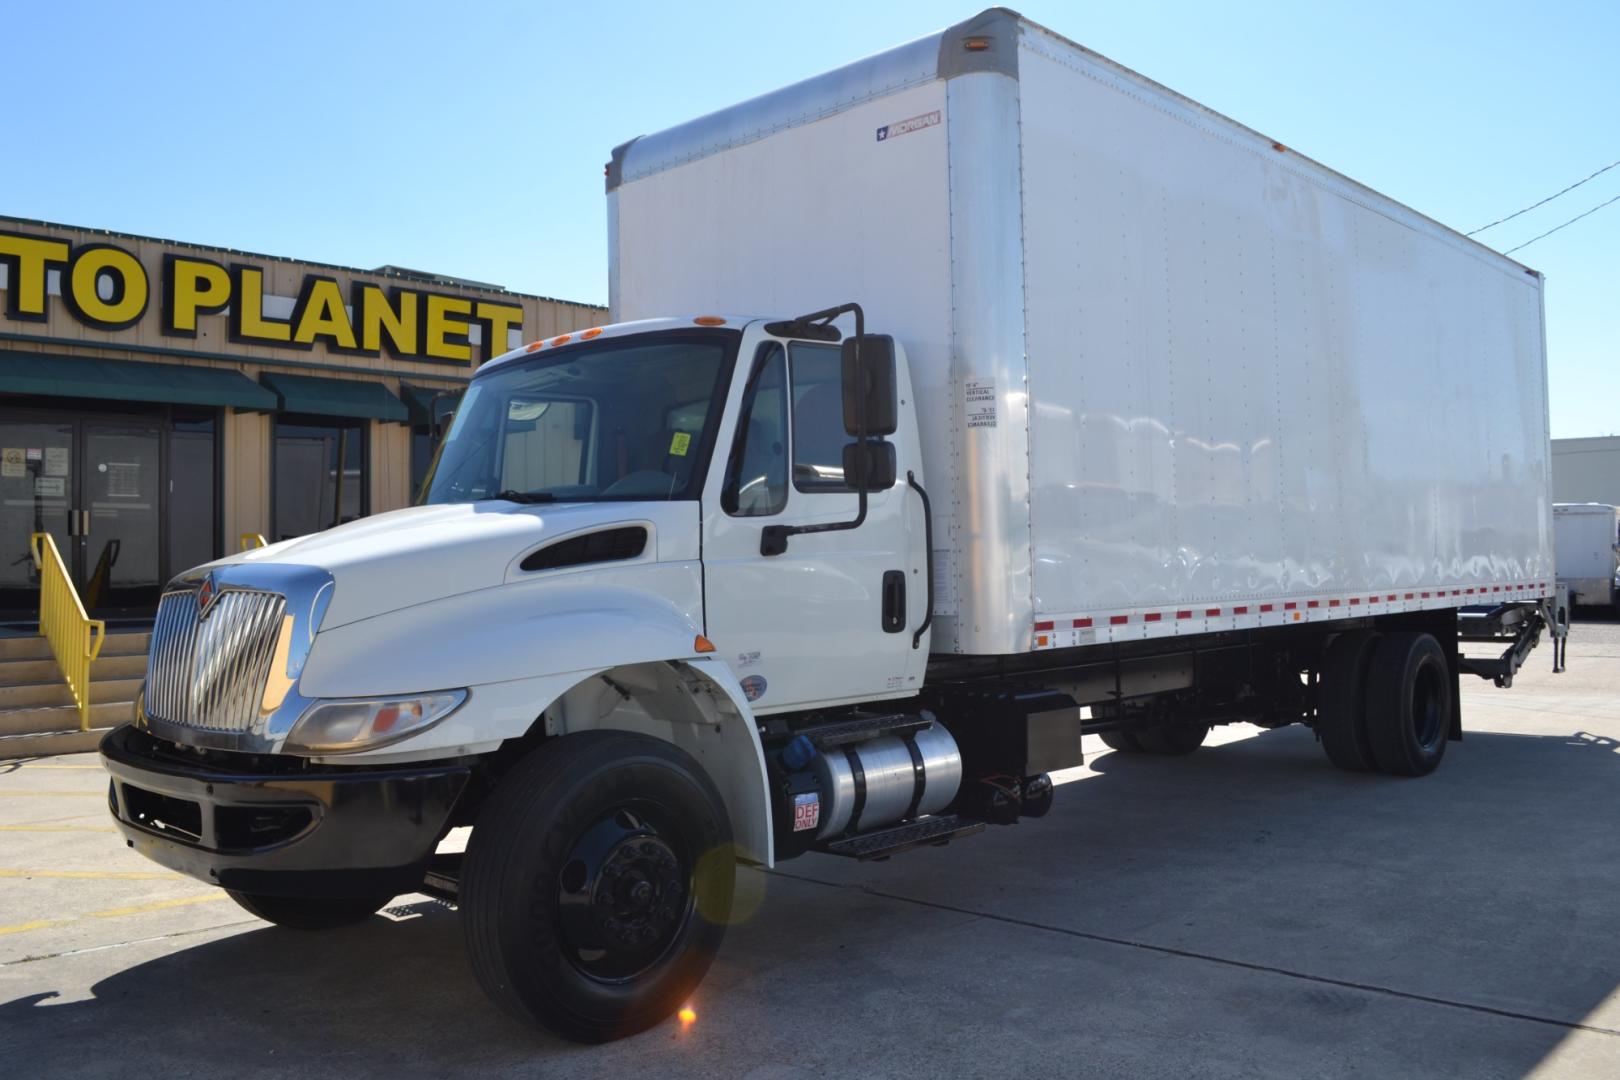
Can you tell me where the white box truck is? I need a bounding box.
[102,9,1561,1043]
[1553,502,1620,610]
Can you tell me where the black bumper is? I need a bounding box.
[100,725,470,899]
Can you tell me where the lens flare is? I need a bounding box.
[678,1006,697,1025]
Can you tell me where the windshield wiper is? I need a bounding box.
[490,490,559,504]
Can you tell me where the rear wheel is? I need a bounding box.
[1317,631,1382,772]
[227,890,394,930]
[1134,723,1210,755]
[462,731,734,1043]
[1364,631,1452,776]
[1098,730,1141,752]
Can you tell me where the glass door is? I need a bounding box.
[80,420,164,616]
[0,418,75,621]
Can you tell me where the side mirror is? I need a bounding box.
[841,440,896,492]
[841,334,898,437]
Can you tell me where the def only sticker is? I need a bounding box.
[876,109,941,142]
[793,792,821,832]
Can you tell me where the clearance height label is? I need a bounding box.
[0,229,525,366]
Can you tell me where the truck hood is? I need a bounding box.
[221,501,689,630]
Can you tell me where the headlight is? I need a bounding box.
[284,690,467,753]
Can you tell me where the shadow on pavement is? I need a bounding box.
[3,724,1617,1078]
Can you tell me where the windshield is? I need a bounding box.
[420,329,739,505]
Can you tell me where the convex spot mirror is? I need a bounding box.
[841,334,898,437]
[841,440,896,493]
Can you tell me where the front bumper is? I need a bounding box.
[101,725,470,899]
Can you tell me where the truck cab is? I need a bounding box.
[102,311,952,1043]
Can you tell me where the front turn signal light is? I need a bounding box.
[285,690,468,753]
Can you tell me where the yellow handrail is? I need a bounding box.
[29,533,106,731]
[239,532,268,551]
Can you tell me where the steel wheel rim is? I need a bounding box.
[555,802,694,982]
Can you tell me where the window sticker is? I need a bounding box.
[964,378,997,428]
[668,431,692,457]
[44,447,69,476]
[1,449,23,478]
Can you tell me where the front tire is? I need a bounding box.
[227,890,393,930]
[1134,723,1209,755]
[462,731,734,1043]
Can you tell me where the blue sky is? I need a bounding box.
[4,1,1614,436]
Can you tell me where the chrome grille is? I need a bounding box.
[146,588,288,733]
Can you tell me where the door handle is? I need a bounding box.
[881,570,906,633]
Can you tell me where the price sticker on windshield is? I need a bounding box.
[668,431,692,457]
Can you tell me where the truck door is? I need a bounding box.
[700,336,926,712]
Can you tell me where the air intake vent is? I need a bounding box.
[521,526,648,573]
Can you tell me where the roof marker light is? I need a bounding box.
[693,316,727,326]
[552,334,572,346]
[693,634,716,654]
[581,327,603,339]
[524,342,543,352]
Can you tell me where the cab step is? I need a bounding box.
[818,814,984,861]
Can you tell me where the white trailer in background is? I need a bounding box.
[1554,503,1620,610]
[102,8,1562,1043]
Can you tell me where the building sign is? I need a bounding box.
[0,229,525,365]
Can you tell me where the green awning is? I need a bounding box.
[0,350,278,411]
[260,372,409,423]
[400,383,462,428]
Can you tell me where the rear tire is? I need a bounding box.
[1134,723,1209,755]
[462,731,734,1044]
[1098,730,1141,752]
[1364,631,1452,776]
[1317,631,1382,772]
[226,890,393,930]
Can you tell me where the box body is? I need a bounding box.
[610,10,1553,655]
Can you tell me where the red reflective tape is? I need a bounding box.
[1260,604,1274,612]
[1034,621,1055,632]
[1466,588,1475,595]
[1233,606,1249,614]
[1494,586,1502,592]
[1421,592,1430,598]
[1329,599,1341,607]
[1387,594,1397,602]
[1404,593,1414,600]
[1177,610,1193,619]
[1285,602,1298,610]
[1144,612,1162,622]
[1205,608,1221,617]
[1306,600,1319,608]
[1109,614,1129,625]
[1349,598,1361,606]
[1074,618,1093,628]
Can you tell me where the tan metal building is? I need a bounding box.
[0,216,604,624]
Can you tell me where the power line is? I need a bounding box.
[1467,157,1620,236]
[1503,192,1620,255]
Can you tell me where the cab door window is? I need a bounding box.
[722,344,789,517]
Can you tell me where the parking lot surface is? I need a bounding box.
[2,622,1618,1078]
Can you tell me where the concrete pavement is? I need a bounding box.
[1,621,1617,1077]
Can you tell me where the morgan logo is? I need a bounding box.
[876,109,941,142]
[739,675,767,702]
[196,572,219,618]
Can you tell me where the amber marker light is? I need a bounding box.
[964,36,990,50]
[678,1006,697,1025]
[580,327,604,339]
[693,316,727,326]
[524,342,543,352]
[551,334,572,346]
[693,634,717,654]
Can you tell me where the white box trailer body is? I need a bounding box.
[1553,502,1620,607]
[609,8,1554,657]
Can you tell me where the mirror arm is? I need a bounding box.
[760,302,871,557]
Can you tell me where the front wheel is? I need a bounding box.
[461,731,734,1043]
